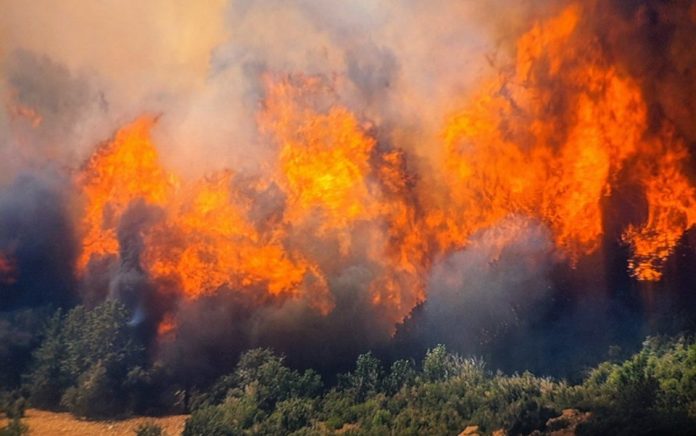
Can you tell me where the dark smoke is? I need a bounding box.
[0,172,77,311]
[0,172,77,386]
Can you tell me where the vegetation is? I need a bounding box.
[23,301,156,418]
[134,422,163,436]
[3,300,696,434]
[0,391,27,436]
[182,341,696,435]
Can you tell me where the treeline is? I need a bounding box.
[182,340,696,435]
[1,301,696,435]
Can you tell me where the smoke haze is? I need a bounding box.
[2,0,696,381]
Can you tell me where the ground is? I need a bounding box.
[1,409,187,436]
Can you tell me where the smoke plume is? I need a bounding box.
[2,0,696,380]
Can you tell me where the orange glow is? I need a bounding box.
[76,116,176,272]
[432,4,646,266]
[73,2,696,339]
[156,313,176,337]
[622,129,696,281]
[8,102,43,128]
[260,76,427,324]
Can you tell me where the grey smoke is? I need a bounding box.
[423,216,557,350]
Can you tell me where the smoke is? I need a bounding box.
[1,0,696,382]
[591,0,696,142]
[0,171,78,385]
[422,217,556,351]
[0,172,77,311]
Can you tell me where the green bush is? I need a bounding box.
[0,418,27,436]
[182,405,236,436]
[267,398,315,433]
[134,422,163,436]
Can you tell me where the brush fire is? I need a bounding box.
[2,0,696,392]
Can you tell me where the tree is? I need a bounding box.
[25,311,68,408]
[423,344,461,382]
[384,359,416,395]
[25,301,147,417]
[341,352,383,402]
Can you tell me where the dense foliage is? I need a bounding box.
[182,341,696,435]
[22,301,159,418]
[2,301,696,434]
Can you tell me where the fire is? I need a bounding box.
[622,129,696,281]
[261,76,379,253]
[433,3,657,270]
[260,75,427,323]
[77,116,333,318]
[144,171,331,310]
[77,116,176,272]
[72,2,696,339]
[434,2,696,282]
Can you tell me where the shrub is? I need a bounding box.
[182,405,236,436]
[0,419,27,436]
[134,422,163,436]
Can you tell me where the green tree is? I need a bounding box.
[25,301,147,417]
[422,344,460,382]
[384,359,416,395]
[232,348,321,411]
[342,352,383,401]
[24,311,69,408]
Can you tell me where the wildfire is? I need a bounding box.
[77,115,334,321]
[433,4,646,265]
[72,2,696,338]
[77,116,176,272]
[622,129,696,281]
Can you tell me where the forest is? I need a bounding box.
[1,301,696,435]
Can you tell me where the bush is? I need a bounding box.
[134,422,163,436]
[338,352,383,401]
[268,398,315,433]
[61,361,123,419]
[182,405,236,436]
[0,419,27,436]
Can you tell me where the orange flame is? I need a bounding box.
[622,128,696,281]
[73,3,696,338]
[259,75,427,324]
[432,4,648,266]
[77,116,177,272]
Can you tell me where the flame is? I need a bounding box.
[261,76,379,253]
[72,2,696,339]
[260,75,427,324]
[144,171,331,311]
[78,116,333,318]
[432,4,647,266]
[622,128,696,281]
[77,116,176,272]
